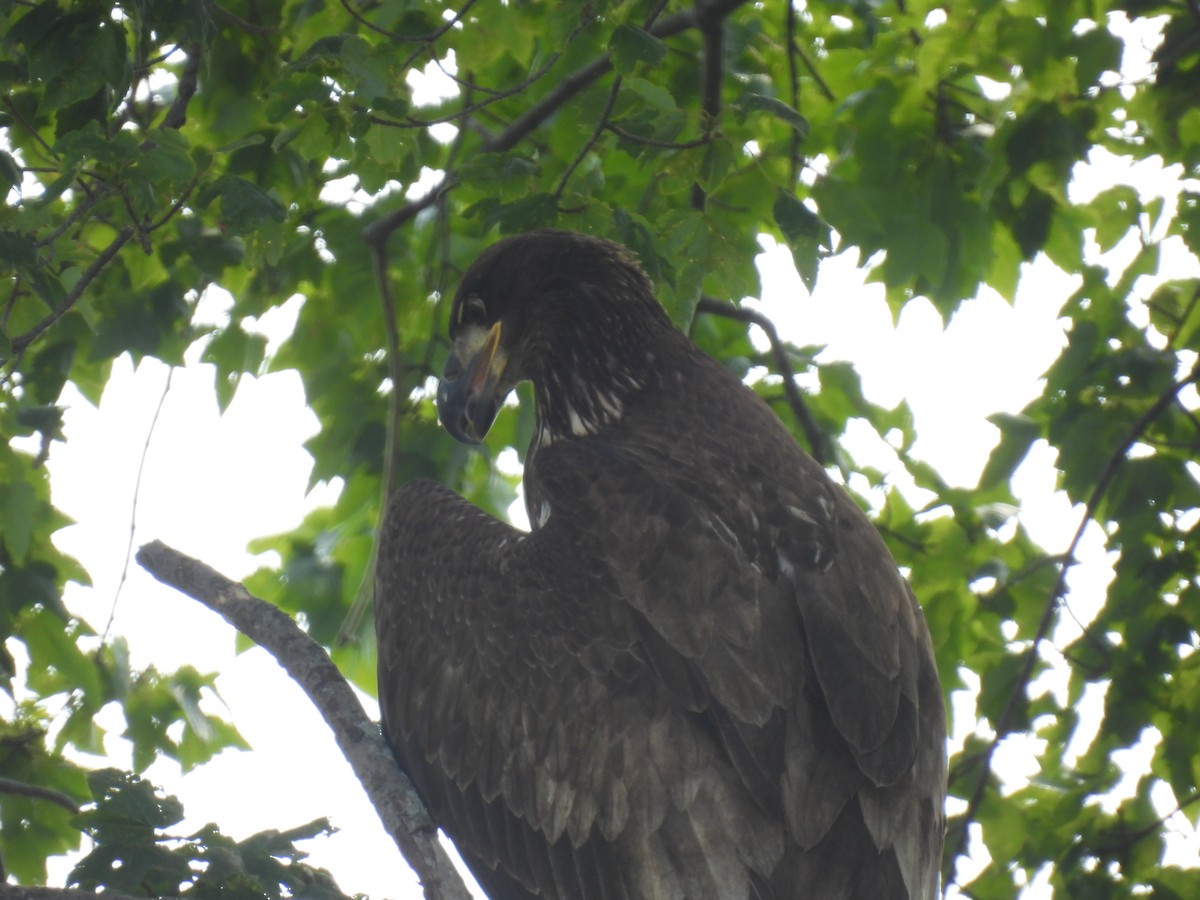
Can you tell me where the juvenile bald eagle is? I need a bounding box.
[375,230,946,899]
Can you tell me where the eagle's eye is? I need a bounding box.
[460,295,488,327]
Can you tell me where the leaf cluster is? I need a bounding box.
[69,769,352,900]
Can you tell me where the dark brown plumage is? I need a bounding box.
[376,229,946,899]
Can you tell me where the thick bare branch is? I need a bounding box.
[134,541,472,900]
[160,46,201,130]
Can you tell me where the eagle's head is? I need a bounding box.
[437,229,675,444]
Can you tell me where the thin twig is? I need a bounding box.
[135,541,473,900]
[1165,283,1200,352]
[947,359,1200,874]
[695,297,831,464]
[8,227,135,357]
[4,96,57,161]
[146,168,203,233]
[785,1,802,182]
[114,185,152,253]
[369,45,568,130]
[2,275,20,331]
[341,74,478,645]
[104,365,174,643]
[388,1,580,121]
[791,36,835,103]
[433,55,520,98]
[336,237,404,646]
[555,78,622,200]
[340,0,479,44]
[1093,790,1200,855]
[605,123,714,150]
[362,179,451,251]
[201,0,280,34]
[34,189,108,249]
[692,0,727,211]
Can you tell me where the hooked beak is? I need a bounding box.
[437,322,507,443]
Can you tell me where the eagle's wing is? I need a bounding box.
[529,436,945,898]
[376,478,783,900]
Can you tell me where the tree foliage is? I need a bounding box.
[2,0,1199,896]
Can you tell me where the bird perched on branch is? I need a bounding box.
[375,229,946,899]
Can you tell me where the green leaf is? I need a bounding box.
[202,324,268,412]
[1011,187,1055,259]
[978,650,1033,736]
[979,412,1041,490]
[471,193,559,234]
[1089,185,1140,253]
[609,24,667,75]
[1146,280,1200,352]
[53,121,139,167]
[773,191,829,291]
[734,92,809,136]
[1072,25,1122,92]
[139,140,196,187]
[0,480,39,562]
[0,148,21,194]
[0,228,37,268]
[199,174,287,235]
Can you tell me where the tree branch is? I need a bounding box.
[160,45,201,130]
[201,0,280,34]
[103,367,174,642]
[1094,790,1200,856]
[785,1,800,184]
[134,541,473,900]
[369,45,567,130]
[695,297,831,464]
[604,123,713,150]
[692,0,729,211]
[5,227,134,366]
[0,777,81,814]
[554,78,622,201]
[339,0,479,43]
[0,888,165,900]
[946,358,1200,875]
[333,231,408,646]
